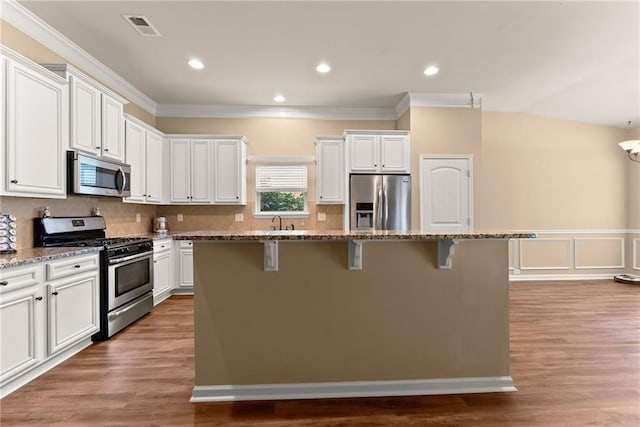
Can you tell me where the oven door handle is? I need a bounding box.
[108,252,152,265]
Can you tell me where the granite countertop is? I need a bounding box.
[0,247,102,269]
[171,230,536,241]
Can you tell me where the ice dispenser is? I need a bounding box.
[354,203,374,230]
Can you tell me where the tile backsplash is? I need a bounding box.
[0,196,157,249]
[0,196,344,249]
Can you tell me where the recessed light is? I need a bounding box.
[274,95,286,103]
[423,65,439,76]
[316,63,331,73]
[188,58,204,70]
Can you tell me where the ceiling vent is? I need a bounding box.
[122,15,161,37]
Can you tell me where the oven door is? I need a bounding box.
[107,252,153,311]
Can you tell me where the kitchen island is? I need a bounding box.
[173,230,534,402]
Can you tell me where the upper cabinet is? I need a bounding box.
[42,64,128,162]
[124,115,164,204]
[1,46,68,199]
[315,137,345,204]
[167,135,248,205]
[211,138,247,204]
[169,138,212,203]
[345,130,410,173]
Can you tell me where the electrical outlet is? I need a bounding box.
[135,213,141,223]
[235,213,244,222]
[317,212,326,221]
[177,214,184,222]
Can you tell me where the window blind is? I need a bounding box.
[255,164,307,192]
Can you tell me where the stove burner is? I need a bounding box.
[69,237,151,248]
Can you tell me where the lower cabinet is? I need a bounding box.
[175,240,194,292]
[0,252,100,398]
[153,238,173,304]
[0,264,45,387]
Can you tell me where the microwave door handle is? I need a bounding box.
[116,167,127,195]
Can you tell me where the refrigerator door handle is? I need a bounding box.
[376,187,384,229]
[383,187,389,229]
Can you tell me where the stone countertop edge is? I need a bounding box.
[170,230,537,241]
[0,247,103,270]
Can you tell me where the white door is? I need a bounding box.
[190,139,211,203]
[145,132,163,203]
[170,139,191,202]
[124,120,146,202]
[100,94,124,161]
[349,135,379,172]
[420,156,473,232]
[69,75,101,156]
[380,135,409,173]
[316,139,344,203]
[212,139,241,203]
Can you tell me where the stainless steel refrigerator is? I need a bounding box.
[350,174,411,231]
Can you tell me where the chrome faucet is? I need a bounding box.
[271,215,282,230]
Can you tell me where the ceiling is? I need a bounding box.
[12,0,640,127]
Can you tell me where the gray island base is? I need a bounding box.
[175,230,534,402]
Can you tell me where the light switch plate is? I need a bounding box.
[177,214,184,222]
[317,212,326,221]
[235,213,244,222]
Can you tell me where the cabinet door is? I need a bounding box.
[178,244,194,288]
[124,120,146,202]
[145,132,163,203]
[48,273,99,355]
[153,250,172,301]
[316,139,344,203]
[190,139,211,203]
[69,75,101,156]
[212,139,244,204]
[5,60,67,197]
[349,135,379,172]
[170,139,191,202]
[380,135,410,172]
[0,286,45,384]
[100,94,124,162]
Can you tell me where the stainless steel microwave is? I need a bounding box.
[67,151,131,197]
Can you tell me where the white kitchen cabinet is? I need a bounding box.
[175,240,194,291]
[43,64,128,162]
[153,238,173,304]
[315,137,345,203]
[46,254,100,356]
[0,264,45,387]
[1,46,68,198]
[345,131,410,173]
[212,137,247,204]
[169,138,212,203]
[124,115,164,203]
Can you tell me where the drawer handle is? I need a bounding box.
[36,296,43,301]
[0,281,8,286]
[104,148,109,152]
[73,264,81,269]
[10,179,17,184]
[52,291,59,296]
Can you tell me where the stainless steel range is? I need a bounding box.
[34,216,154,340]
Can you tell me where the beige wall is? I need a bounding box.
[478,112,629,230]
[194,239,510,385]
[627,127,640,230]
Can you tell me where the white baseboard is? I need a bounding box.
[509,273,615,281]
[171,288,194,296]
[190,376,516,403]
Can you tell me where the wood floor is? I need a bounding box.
[1,280,638,426]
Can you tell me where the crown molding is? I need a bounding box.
[156,104,397,120]
[406,92,484,109]
[0,0,157,115]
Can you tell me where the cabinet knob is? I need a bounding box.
[73,264,81,269]
[52,291,59,296]
[374,164,377,167]
[104,148,109,152]
[147,194,151,198]
[236,196,239,199]
[96,146,101,149]
[0,281,8,286]
[10,179,17,184]
[35,296,43,301]
[320,196,323,199]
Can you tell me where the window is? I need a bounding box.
[255,164,308,216]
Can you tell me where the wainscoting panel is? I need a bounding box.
[574,238,625,269]
[519,238,571,270]
[510,230,633,281]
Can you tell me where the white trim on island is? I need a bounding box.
[190,376,516,402]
